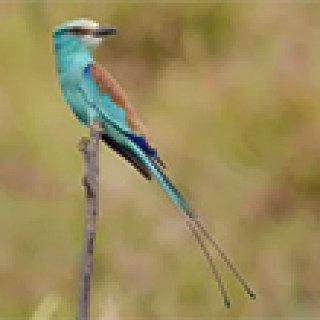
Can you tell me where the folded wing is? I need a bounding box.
[82,63,166,177]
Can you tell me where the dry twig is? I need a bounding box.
[77,123,101,320]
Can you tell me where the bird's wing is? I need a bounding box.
[84,63,151,139]
[81,63,129,132]
[81,62,166,170]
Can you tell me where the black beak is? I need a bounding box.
[93,26,117,37]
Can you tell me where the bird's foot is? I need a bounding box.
[89,120,102,133]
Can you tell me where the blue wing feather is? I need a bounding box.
[82,64,160,159]
[82,66,129,131]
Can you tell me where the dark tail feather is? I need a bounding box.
[147,158,256,303]
[191,215,256,300]
[150,161,255,303]
[125,132,167,169]
[153,153,167,169]
[101,132,255,304]
[186,220,231,308]
[101,133,152,180]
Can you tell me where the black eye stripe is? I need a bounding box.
[64,27,92,36]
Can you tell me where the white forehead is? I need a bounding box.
[67,18,99,29]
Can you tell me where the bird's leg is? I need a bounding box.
[90,120,102,133]
[88,106,102,132]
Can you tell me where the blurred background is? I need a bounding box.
[1,1,320,319]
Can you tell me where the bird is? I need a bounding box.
[52,18,256,307]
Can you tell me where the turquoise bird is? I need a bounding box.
[52,18,256,307]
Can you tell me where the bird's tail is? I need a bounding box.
[147,157,194,218]
[97,110,256,305]
[129,142,256,307]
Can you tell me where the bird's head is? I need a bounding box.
[53,18,117,53]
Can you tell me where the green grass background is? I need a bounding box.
[0,1,320,319]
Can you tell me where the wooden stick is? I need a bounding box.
[77,123,101,320]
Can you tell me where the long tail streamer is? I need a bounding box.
[186,219,231,308]
[100,123,256,307]
[189,215,257,303]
